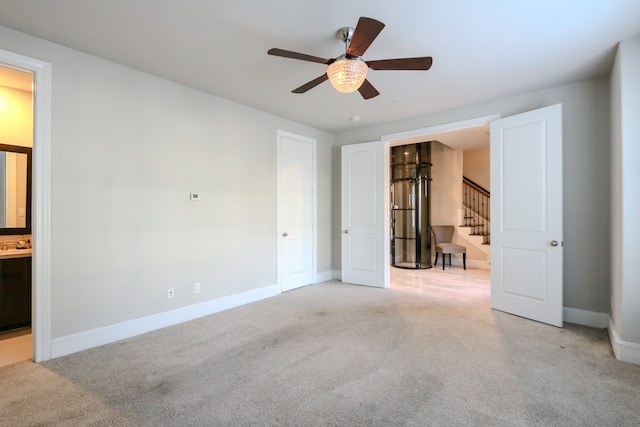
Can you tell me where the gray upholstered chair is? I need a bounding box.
[431,225,466,270]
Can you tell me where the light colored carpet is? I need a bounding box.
[1,279,639,426]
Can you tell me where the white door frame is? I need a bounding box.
[339,115,499,289]
[0,49,52,362]
[381,115,502,148]
[276,130,317,290]
[380,115,501,278]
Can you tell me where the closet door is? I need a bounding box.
[278,131,315,292]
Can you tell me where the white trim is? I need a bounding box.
[332,270,342,281]
[562,307,609,328]
[0,49,52,362]
[381,114,502,145]
[383,141,391,287]
[51,284,280,359]
[315,270,333,283]
[276,130,317,290]
[608,318,640,365]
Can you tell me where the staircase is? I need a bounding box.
[460,177,490,245]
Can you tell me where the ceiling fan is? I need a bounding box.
[268,17,433,100]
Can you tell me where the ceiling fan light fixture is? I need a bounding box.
[327,56,368,93]
[268,17,430,99]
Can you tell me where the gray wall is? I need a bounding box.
[335,77,611,315]
[0,25,336,339]
[610,36,640,348]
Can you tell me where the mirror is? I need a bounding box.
[0,144,31,235]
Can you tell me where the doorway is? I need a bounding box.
[389,138,492,300]
[385,116,497,280]
[0,64,34,366]
[380,106,564,327]
[342,107,563,326]
[0,49,52,363]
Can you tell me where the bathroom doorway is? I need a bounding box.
[0,63,34,367]
[0,49,51,364]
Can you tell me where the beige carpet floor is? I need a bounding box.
[1,274,639,426]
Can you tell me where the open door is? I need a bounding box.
[490,104,563,327]
[341,141,387,287]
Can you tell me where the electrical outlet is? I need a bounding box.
[194,283,201,294]
[168,288,175,299]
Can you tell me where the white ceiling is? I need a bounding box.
[0,0,639,136]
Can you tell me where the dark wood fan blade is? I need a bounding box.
[366,57,433,71]
[268,48,332,65]
[358,79,380,99]
[292,73,329,93]
[347,17,385,57]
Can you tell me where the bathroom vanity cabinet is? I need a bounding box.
[0,256,31,332]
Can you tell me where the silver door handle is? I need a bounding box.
[550,240,558,247]
[343,230,349,234]
[282,232,288,237]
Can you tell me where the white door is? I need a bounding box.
[278,131,315,292]
[490,104,563,327]
[341,141,387,288]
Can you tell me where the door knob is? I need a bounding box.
[550,240,558,247]
[343,230,349,234]
[282,232,288,237]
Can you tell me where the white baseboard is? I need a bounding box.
[608,318,640,365]
[563,307,609,328]
[51,284,280,359]
[332,270,342,281]
[315,270,334,283]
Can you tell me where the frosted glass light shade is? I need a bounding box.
[327,57,368,93]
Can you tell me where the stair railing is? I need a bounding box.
[462,177,490,244]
